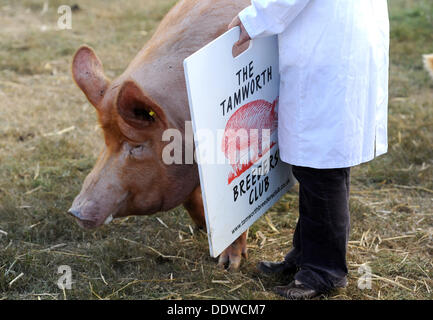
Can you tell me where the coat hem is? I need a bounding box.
[280,151,387,169]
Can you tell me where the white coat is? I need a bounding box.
[239,0,390,169]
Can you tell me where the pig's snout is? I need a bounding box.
[68,208,84,220]
[68,197,114,229]
[68,207,100,229]
[68,192,121,229]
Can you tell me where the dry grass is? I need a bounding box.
[0,0,432,300]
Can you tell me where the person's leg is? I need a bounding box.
[291,165,351,293]
[286,207,302,264]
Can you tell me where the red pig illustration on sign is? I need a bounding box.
[222,99,278,184]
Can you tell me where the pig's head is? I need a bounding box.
[68,46,197,229]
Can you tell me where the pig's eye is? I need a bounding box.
[129,144,146,159]
[125,141,151,160]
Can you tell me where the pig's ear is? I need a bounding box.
[116,80,167,130]
[72,45,110,108]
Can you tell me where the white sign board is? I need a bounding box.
[184,27,294,258]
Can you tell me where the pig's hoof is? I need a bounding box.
[217,245,248,271]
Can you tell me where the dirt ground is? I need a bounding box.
[0,0,432,300]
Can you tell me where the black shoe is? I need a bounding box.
[335,276,348,288]
[257,260,298,275]
[273,281,321,300]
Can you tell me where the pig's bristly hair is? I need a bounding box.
[424,54,433,79]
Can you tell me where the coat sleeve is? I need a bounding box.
[239,0,312,39]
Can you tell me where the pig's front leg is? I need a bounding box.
[183,186,248,271]
[217,230,248,271]
[183,186,207,229]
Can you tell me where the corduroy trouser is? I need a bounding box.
[285,165,351,293]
